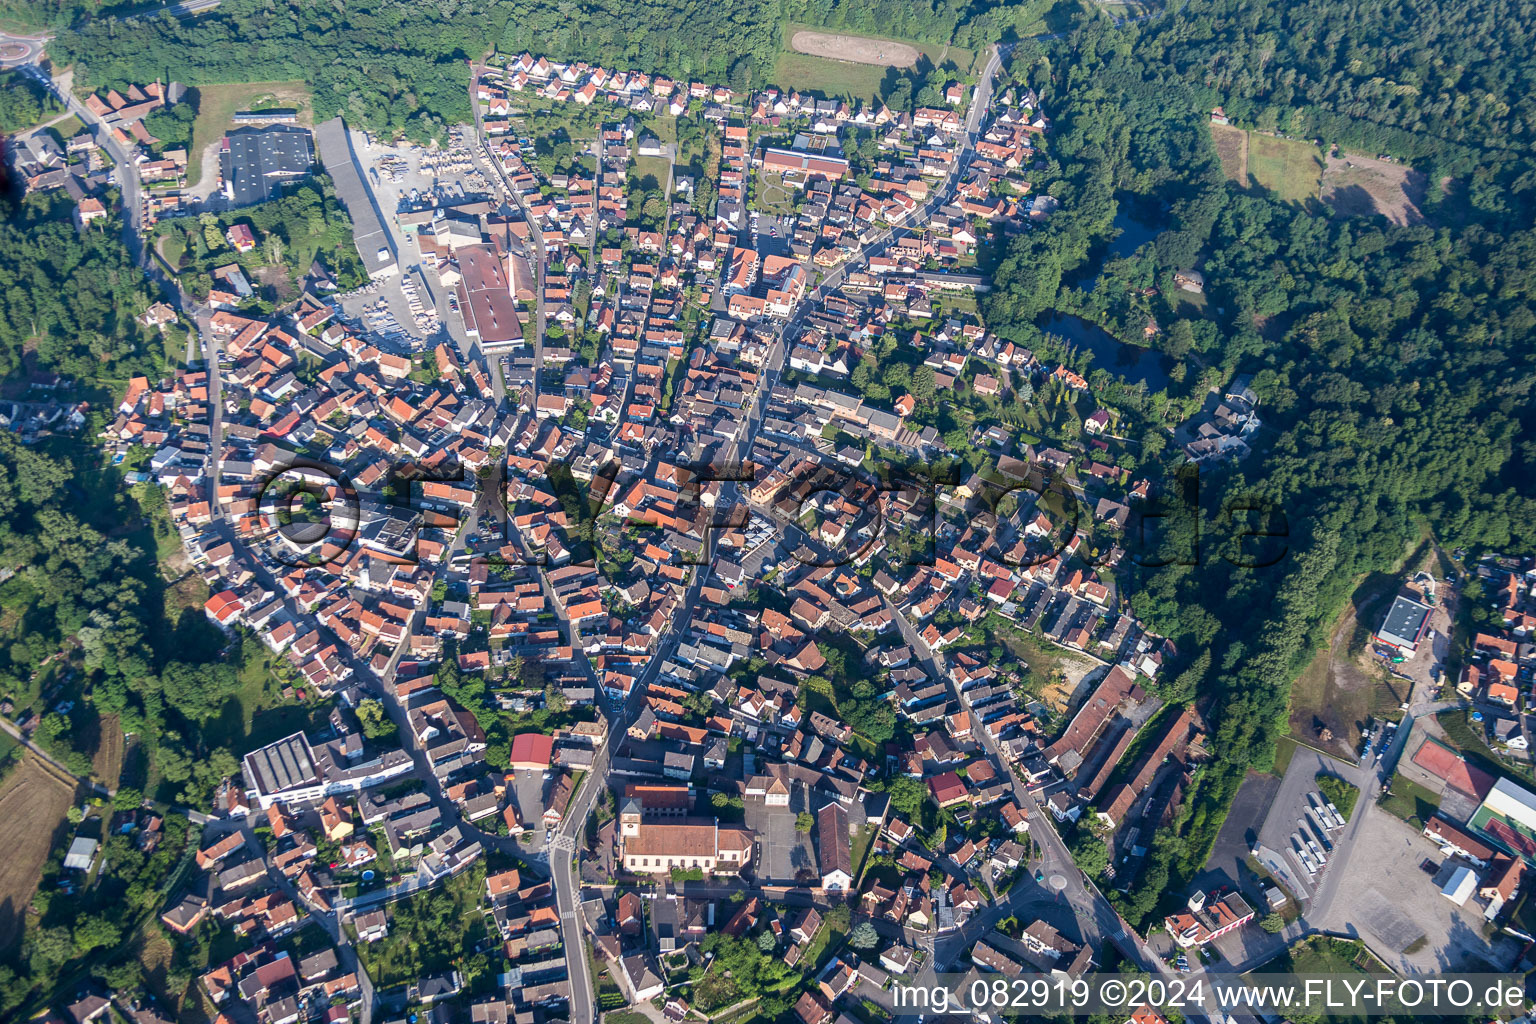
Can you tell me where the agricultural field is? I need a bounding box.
[1210,124,1324,204]
[788,29,921,67]
[1210,122,1247,185]
[89,714,124,790]
[1245,132,1324,203]
[0,751,78,952]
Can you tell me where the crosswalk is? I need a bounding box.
[550,833,576,853]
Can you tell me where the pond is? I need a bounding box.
[1081,206,1163,293]
[1040,312,1173,389]
[1107,204,1162,259]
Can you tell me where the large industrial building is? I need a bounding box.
[221,125,315,205]
[241,729,412,810]
[455,243,525,351]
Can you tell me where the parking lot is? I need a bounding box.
[1319,807,1522,973]
[744,793,817,884]
[1194,769,1281,905]
[1257,747,1359,899]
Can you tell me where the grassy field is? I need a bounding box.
[1210,122,1247,184]
[190,639,330,764]
[1246,132,1324,203]
[1378,771,1442,826]
[186,80,313,187]
[629,153,670,193]
[0,752,77,952]
[44,114,84,148]
[771,50,893,104]
[90,714,124,790]
[774,21,984,102]
[649,114,678,146]
[1266,936,1385,1014]
[1287,573,1410,759]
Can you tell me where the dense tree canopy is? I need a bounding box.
[0,70,59,132]
[985,7,1536,924]
[1137,0,1536,163]
[0,193,161,382]
[48,0,1060,142]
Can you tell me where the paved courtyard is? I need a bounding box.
[507,767,550,833]
[744,792,817,884]
[1197,769,1280,892]
[1315,805,1521,973]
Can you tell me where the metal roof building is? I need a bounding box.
[1375,593,1433,652]
[1440,864,1477,905]
[220,125,314,206]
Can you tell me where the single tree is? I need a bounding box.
[849,921,879,950]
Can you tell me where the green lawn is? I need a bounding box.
[771,51,891,104]
[754,171,796,215]
[1378,771,1442,826]
[45,114,84,148]
[1260,937,1385,1024]
[1246,133,1324,203]
[649,114,678,146]
[1267,934,1384,974]
[630,153,671,193]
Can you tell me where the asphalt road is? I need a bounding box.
[0,30,46,67]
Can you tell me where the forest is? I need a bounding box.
[45,0,1060,141]
[1135,0,1536,182]
[982,8,1536,925]
[0,193,164,383]
[0,194,261,1014]
[0,70,59,132]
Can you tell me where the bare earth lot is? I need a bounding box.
[1287,588,1426,759]
[790,30,920,67]
[1210,122,1248,185]
[0,751,78,950]
[1322,151,1427,225]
